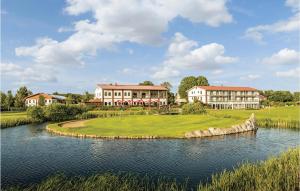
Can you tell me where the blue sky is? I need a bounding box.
[1,0,300,94]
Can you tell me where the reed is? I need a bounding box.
[0,118,35,129]
[198,147,299,191]
[256,118,300,129]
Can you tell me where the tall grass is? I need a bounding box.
[0,118,35,129]
[4,173,188,191]
[198,147,299,191]
[256,118,300,129]
[4,148,299,191]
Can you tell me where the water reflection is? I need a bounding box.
[1,124,299,188]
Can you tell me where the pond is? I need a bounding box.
[1,123,299,188]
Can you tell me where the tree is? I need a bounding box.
[27,106,45,122]
[14,86,32,108]
[5,90,14,111]
[182,102,206,114]
[1,91,7,110]
[82,91,93,102]
[178,75,209,99]
[66,94,75,104]
[293,92,300,102]
[139,81,154,86]
[161,82,175,105]
[38,95,45,106]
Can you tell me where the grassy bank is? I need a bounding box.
[0,112,34,129]
[48,115,244,138]
[4,147,299,191]
[208,106,300,129]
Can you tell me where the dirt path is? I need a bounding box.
[61,120,88,128]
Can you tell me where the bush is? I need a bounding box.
[182,102,206,114]
[76,112,98,120]
[44,104,87,122]
[26,106,45,122]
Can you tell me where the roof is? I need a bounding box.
[24,93,65,100]
[97,84,168,91]
[188,86,257,92]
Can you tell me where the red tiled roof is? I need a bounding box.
[97,84,168,91]
[196,86,257,91]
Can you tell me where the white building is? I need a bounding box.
[94,83,168,106]
[25,93,65,107]
[187,86,260,109]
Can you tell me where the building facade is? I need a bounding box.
[94,84,168,106]
[187,86,260,109]
[25,93,66,107]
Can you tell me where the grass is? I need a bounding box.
[0,112,34,129]
[48,115,245,138]
[4,147,299,191]
[198,147,299,191]
[208,106,300,129]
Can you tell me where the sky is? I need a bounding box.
[1,0,300,94]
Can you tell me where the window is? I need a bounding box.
[104,102,107,105]
[115,92,117,96]
[115,102,117,105]
[105,92,107,96]
[108,92,111,96]
[118,92,121,96]
[124,92,127,96]
[128,92,131,96]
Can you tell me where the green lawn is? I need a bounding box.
[0,111,33,128]
[208,106,300,121]
[0,112,28,120]
[49,115,245,138]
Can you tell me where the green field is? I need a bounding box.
[208,106,300,121]
[48,115,245,138]
[0,112,34,128]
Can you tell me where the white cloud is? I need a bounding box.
[212,69,223,75]
[0,62,57,83]
[285,0,300,12]
[244,0,300,43]
[152,33,237,79]
[15,0,232,67]
[276,67,300,78]
[240,74,261,81]
[261,48,300,65]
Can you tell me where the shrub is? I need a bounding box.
[182,102,206,114]
[44,104,87,122]
[76,112,98,120]
[26,106,45,122]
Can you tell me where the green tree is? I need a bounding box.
[27,106,45,122]
[66,94,75,104]
[161,82,175,105]
[178,75,209,99]
[0,91,7,110]
[38,95,45,106]
[293,92,300,102]
[182,102,206,114]
[14,86,32,108]
[82,91,93,102]
[139,81,154,86]
[5,90,14,111]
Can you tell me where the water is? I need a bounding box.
[1,123,299,188]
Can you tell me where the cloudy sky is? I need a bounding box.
[1,0,300,93]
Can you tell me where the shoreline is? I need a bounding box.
[46,114,257,139]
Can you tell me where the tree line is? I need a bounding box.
[0,86,94,111]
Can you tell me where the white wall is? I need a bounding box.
[187,87,207,103]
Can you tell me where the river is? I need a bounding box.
[1,123,299,188]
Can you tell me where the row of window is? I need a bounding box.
[104,101,166,106]
[26,99,52,104]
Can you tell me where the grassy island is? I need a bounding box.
[48,115,245,138]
